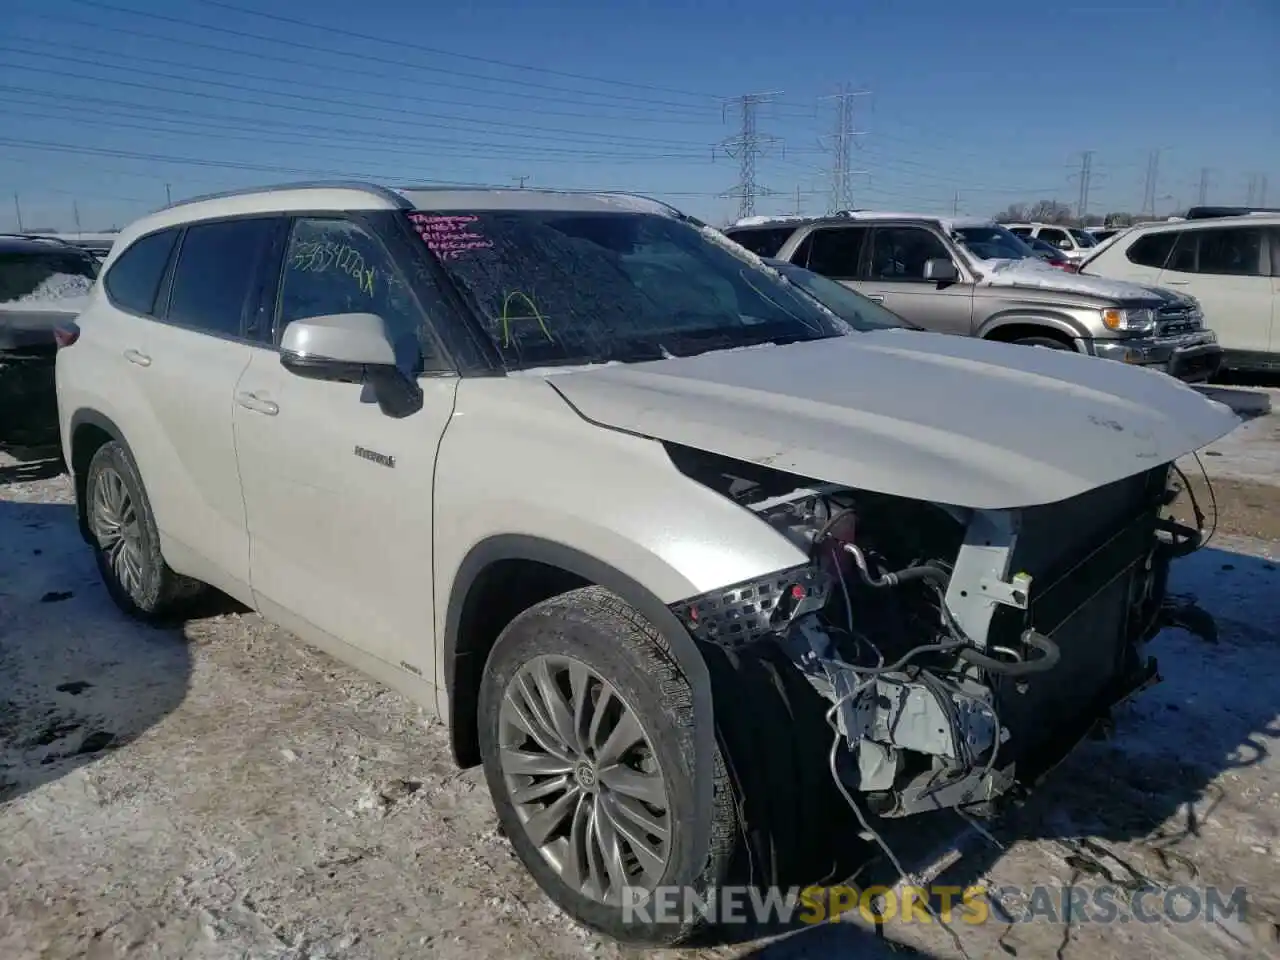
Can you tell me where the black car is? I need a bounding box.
[0,236,98,452]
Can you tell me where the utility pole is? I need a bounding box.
[13,193,24,233]
[1076,150,1094,220]
[165,182,172,205]
[791,185,805,216]
[512,175,529,189]
[1141,150,1162,218]
[1245,174,1257,206]
[718,91,783,221]
[1260,175,1269,206]
[952,191,960,216]
[819,84,869,214]
[73,200,82,233]
[1196,167,1211,206]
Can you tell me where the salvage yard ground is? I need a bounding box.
[2,388,1278,960]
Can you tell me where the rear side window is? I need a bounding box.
[804,226,868,278]
[1125,232,1177,269]
[104,229,179,315]
[1195,227,1265,277]
[1038,227,1070,249]
[1008,227,1032,238]
[166,218,276,338]
[725,227,795,258]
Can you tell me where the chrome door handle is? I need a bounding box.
[235,391,279,416]
[1164,280,1190,285]
[123,348,152,367]
[867,295,885,303]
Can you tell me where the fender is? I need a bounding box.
[444,533,715,875]
[67,408,138,543]
[978,310,1093,343]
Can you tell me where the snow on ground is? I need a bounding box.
[1,410,1277,959]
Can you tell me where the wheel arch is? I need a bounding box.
[979,311,1088,347]
[442,534,716,866]
[68,408,138,543]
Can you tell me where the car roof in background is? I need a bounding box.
[731,211,996,232]
[0,234,97,256]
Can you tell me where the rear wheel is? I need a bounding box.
[84,441,206,621]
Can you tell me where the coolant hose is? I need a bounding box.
[957,629,1060,677]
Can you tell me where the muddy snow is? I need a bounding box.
[1,395,1278,960]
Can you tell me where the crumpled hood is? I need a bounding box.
[975,258,1174,303]
[546,331,1239,509]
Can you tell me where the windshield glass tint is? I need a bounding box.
[952,225,1035,261]
[770,261,910,331]
[0,250,98,303]
[1069,228,1097,247]
[409,210,843,367]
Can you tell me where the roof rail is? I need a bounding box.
[0,232,79,246]
[162,180,412,211]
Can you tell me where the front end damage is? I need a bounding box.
[666,444,1199,818]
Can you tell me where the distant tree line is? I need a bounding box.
[993,201,1175,229]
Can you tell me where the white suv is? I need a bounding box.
[55,182,1236,944]
[1005,222,1099,261]
[1079,215,1279,371]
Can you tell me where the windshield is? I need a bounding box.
[1068,228,1097,247]
[952,225,1037,261]
[0,250,98,304]
[767,260,914,331]
[409,210,844,367]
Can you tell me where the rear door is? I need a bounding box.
[858,225,974,335]
[132,216,281,598]
[1157,224,1272,356]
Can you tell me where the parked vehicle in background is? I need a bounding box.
[0,235,97,451]
[718,214,805,257]
[763,257,920,330]
[1004,222,1098,261]
[1089,227,1125,243]
[724,212,1222,381]
[1079,214,1279,371]
[56,181,1239,945]
[1184,206,1280,221]
[1024,235,1078,271]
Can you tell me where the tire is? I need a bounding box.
[1012,334,1072,350]
[478,586,860,945]
[83,440,206,622]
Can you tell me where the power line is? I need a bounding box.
[52,0,722,112]
[718,92,784,220]
[819,85,869,213]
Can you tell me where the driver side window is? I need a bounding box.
[277,218,430,375]
[869,226,951,281]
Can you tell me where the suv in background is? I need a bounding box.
[1079,214,1279,372]
[1004,222,1098,261]
[0,235,97,451]
[723,212,1223,381]
[57,182,1238,945]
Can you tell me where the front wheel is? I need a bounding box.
[1013,334,1073,350]
[478,586,738,945]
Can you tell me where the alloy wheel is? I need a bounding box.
[498,654,672,905]
[89,465,145,598]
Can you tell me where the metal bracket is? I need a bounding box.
[978,570,1033,610]
[944,509,1021,651]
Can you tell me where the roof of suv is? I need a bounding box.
[729,211,996,232]
[104,181,682,266]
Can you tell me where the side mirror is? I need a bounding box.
[279,312,422,418]
[922,258,959,283]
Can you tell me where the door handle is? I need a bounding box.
[867,295,885,303]
[1164,280,1190,285]
[235,391,279,416]
[123,348,152,367]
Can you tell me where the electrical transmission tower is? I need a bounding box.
[1196,167,1211,206]
[718,92,783,220]
[1141,150,1162,218]
[819,85,869,213]
[1245,173,1268,206]
[1076,150,1094,219]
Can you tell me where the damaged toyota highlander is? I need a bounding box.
[55,184,1239,946]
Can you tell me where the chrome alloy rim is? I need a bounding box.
[89,465,144,597]
[498,655,671,904]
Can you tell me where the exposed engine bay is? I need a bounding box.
[665,442,1201,818]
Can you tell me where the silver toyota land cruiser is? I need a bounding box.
[724,212,1223,382]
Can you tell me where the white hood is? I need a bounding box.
[974,258,1168,301]
[547,331,1238,509]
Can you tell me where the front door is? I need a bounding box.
[1158,224,1272,356]
[856,225,974,336]
[232,215,459,679]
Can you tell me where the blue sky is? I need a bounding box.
[2,0,1276,231]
